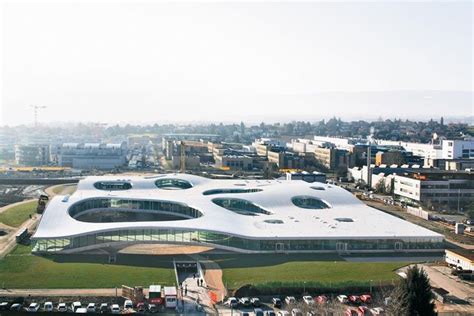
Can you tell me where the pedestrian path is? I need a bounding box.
[176,265,214,315]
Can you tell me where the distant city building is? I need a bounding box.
[14,144,50,166]
[58,142,127,170]
[375,150,405,166]
[393,170,474,210]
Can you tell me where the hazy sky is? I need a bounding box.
[1,1,473,126]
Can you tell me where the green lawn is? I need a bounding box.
[0,200,37,227]
[210,254,406,290]
[0,245,176,289]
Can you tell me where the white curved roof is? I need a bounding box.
[33,174,442,241]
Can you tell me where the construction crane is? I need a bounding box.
[30,105,47,127]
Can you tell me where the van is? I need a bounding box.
[71,302,82,312]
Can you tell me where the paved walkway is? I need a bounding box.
[177,267,212,315]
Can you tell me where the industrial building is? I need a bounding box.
[32,174,443,254]
[14,144,50,166]
[58,142,127,170]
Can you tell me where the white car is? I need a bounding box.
[124,300,133,310]
[226,297,238,308]
[291,308,303,316]
[71,302,82,312]
[239,297,251,306]
[86,303,96,313]
[43,302,53,312]
[277,312,290,316]
[57,303,68,312]
[337,295,348,304]
[75,308,88,314]
[370,307,385,315]
[285,296,296,305]
[27,303,40,312]
[110,304,121,314]
[302,296,314,305]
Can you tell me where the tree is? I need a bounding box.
[374,178,388,194]
[392,265,436,316]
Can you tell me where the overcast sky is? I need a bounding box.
[1,1,472,126]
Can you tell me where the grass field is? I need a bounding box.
[51,184,77,195]
[0,200,37,227]
[0,245,176,289]
[210,254,407,290]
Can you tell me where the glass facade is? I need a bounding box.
[212,198,272,215]
[155,179,193,189]
[202,188,263,195]
[93,181,132,191]
[32,228,444,253]
[292,196,330,209]
[68,198,203,220]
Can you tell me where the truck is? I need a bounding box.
[163,286,177,308]
[148,285,163,305]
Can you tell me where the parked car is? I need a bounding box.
[99,303,108,313]
[349,295,361,304]
[240,297,251,307]
[316,295,328,304]
[226,297,239,308]
[10,303,22,311]
[264,311,276,316]
[272,297,282,308]
[57,303,68,313]
[0,302,9,311]
[358,306,369,315]
[302,296,314,305]
[147,304,158,313]
[43,302,53,312]
[27,303,40,312]
[369,307,385,315]
[75,308,88,314]
[344,308,361,316]
[337,295,349,304]
[277,312,290,316]
[285,296,296,305]
[360,294,372,304]
[110,304,120,314]
[254,308,264,316]
[291,308,303,316]
[251,297,261,307]
[71,301,82,312]
[240,312,250,316]
[86,303,96,313]
[136,302,146,313]
[124,300,133,310]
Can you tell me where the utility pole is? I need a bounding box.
[366,146,372,188]
[30,105,47,127]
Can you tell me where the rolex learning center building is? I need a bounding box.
[32,174,444,254]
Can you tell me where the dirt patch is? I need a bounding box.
[119,244,214,255]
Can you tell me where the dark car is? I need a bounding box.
[272,298,282,308]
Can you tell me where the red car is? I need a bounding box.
[360,294,372,304]
[349,295,361,304]
[316,295,328,304]
[358,306,369,315]
[344,308,363,316]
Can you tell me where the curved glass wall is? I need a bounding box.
[93,181,132,191]
[69,198,203,223]
[203,188,262,195]
[212,198,271,216]
[292,196,331,209]
[32,228,444,253]
[155,179,192,190]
